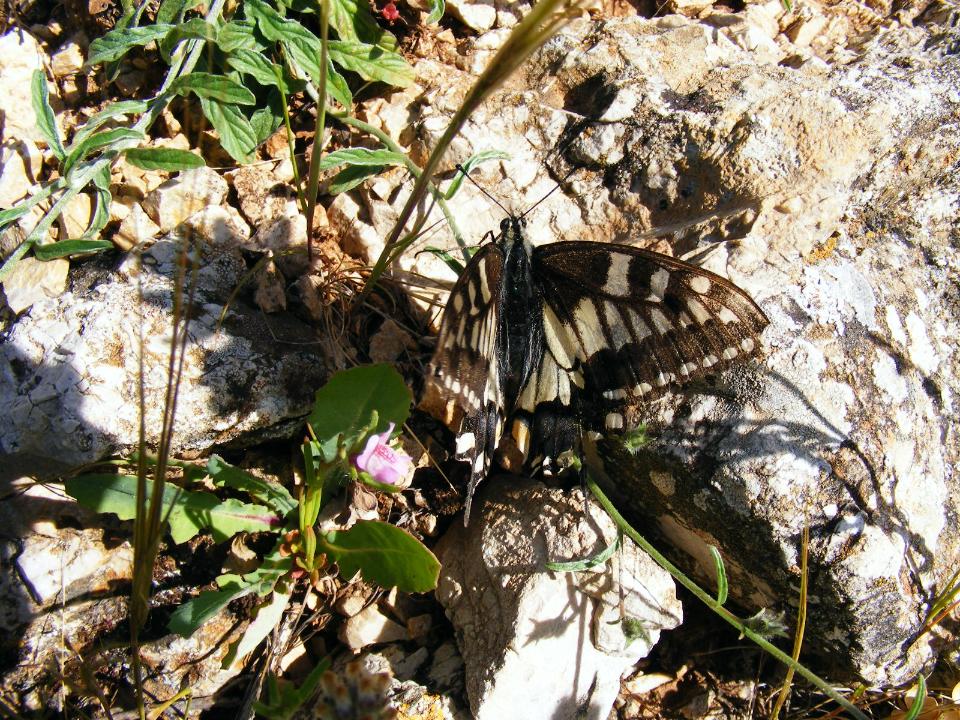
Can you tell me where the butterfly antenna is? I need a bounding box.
[519,165,579,221]
[454,163,512,217]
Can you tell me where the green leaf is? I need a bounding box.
[445,150,510,199]
[357,471,406,494]
[63,126,143,177]
[240,3,353,106]
[168,576,252,636]
[123,147,206,171]
[620,425,650,453]
[244,547,293,595]
[327,40,414,88]
[156,0,191,25]
[171,72,257,104]
[317,147,406,171]
[82,184,112,241]
[328,0,398,50]
[280,30,324,85]
[69,100,148,148]
[244,0,294,42]
[546,533,620,572]
[307,364,412,461]
[321,520,439,593]
[0,192,45,228]
[251,104,281,145]
[621,617,652,646]
[86,24,175,65]
[0,204,30,227]
[226,48,283,87]
[425,0,444,24]
[253,658,332,719]
[33,239,114,260]
[741,608,790,640]
[328,165,382,194]
[171,547,292,639]
[710,545,728,606]
[64,473,282,544]
[217,19,261,52]
[31,70,65,160]
[221,586,292,668]
[206,455,297,516]
[160,17,217,59]
[92,163,112,191]
[83,166,113,242]
[198,96,257,164]
[325,60,353,108]
[904,675,927,720]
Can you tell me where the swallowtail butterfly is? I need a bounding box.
[421,216,768,522]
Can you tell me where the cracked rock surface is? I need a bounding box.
[0,232,330,483]
[436,482,682,720]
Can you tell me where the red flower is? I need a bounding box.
[381,1,400,21]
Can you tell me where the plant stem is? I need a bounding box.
[303,0,331,263]
[585,475,869,720]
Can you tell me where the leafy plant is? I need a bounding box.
[66,364,439,666]
[0,0,430,281]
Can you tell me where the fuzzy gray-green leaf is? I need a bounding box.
[171,72,257,104]
[124,147,206,171]
[86,24,175,65]
[327,40,414,88]
[31,70,65,160]
[198,96,257,164]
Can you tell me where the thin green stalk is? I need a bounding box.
[303,0,331,262]
[129,236,200,720]
[276,64,308,219]
[771,521,809,718]
[358,0,586,301]
[584,474,869,720]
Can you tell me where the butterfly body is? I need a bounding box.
[421,216,768,521]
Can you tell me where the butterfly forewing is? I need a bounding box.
[421,244,507,518]
[532,241,768,426]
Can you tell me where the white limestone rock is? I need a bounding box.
[436,482,681,720]
[0,229,330,482]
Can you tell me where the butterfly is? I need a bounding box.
[420,215,769,522]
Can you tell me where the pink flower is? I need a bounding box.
[381,1,399,21]
[354,423,413,489]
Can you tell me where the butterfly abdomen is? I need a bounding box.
[498,219,545,402]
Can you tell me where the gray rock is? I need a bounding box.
[345,7,960,687]
[0,478,246,712]
[0,229,330,483]
[435,481,682,720]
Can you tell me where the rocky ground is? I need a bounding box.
[1,0,959,716]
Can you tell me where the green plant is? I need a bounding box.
[0,0,429,280]
[65,364,440,666]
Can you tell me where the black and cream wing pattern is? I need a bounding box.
[420,217,769,521]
